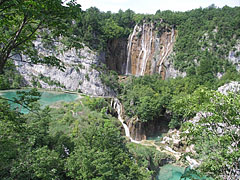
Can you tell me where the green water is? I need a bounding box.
[157,164,187,180]
[147,134,163,141]
[0,90,78,113]
[157,164,213,180]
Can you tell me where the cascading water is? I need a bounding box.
[111,98,140,144]
[125,22,176,77]
[159,27,175,74]
[126,25,138,75]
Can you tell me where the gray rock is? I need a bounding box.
[14,38,115,97]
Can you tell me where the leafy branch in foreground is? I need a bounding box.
[0,0,81,74]
[0,88,41,113]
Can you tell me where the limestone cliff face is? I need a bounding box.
[14,39,115,96]
[125,22,176,78]
[106,39,128,74]
[228,40,240,72]
[106,22,184,79]
[128,115,170,141]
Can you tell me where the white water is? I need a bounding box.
[111,98,141,144]
[140,23,153,76]
[158,27,175,74]
[126,25,138,75]
[126,23,175,76]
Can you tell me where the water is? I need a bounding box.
[157,164,213,180]
[147,134,163,141]
[0,90,78,113]
[157,164,190,180]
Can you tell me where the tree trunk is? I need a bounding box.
[0,60,5,74]
[0,52,10,74]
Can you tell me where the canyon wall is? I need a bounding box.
[14,39,115,96]
[106,22,185,78]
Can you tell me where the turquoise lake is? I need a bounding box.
[0,90,78,113]
[157,164,187,180]
[157,164,213,180]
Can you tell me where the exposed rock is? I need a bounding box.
[228,41,240,71]
[164,55,186,79]
[128,117,146,141]
[106,22,185,79]
[128,115,170,141]
[186,156,200,169]
[105,38,128,74]
[217,81,240,95]
[126,23,176,77]
[14,39,115,96]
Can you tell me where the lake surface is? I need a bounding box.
[157,164,213,180]
[157,164,187,180]
[0,90,78,113]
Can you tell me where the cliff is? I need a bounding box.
[126,22,176,77]
[14,39,115,96]
[106,22,185,79]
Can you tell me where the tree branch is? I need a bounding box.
[0,96,39,115]
[13,22,42,48]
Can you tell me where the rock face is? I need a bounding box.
[126,22,177,78]
[106,22,185,79]
[14,39,115,96]
[217,81,240,95]
[128,115,170,141]
[228,41,240,71]
[105,38,128,74]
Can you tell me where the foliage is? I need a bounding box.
[0,91,151,179]
[127,143,175,178]
[66,119,148,180]
[0,61,24,89]
[72,8,136,51]
[92,63,120,93]
[176,88,240,179]
[0,0,81,74]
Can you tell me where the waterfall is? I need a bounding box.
[126,25,138,75]
[140,23,153,76]
[111,98,140,144]
[125,23,175,76]
[158,27,175,74]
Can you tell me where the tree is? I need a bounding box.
[66,119,147,180]
[0,0,81,74]
[176,88,240,179]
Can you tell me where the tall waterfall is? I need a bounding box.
[125,22,176,78]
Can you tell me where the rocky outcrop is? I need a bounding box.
[106,38,128,74]
[228,41,240,71]
[14,39,115,96]
[218,81,240,95]
[128,115,170,141]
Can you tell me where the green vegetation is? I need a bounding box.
[0,0,80,74]
[1,2,240,180]
[39,74,65,88]
[177,88,240,179]
[92,63,120,93]
[0,61,24,90]
[0,93,151,179]
[153,6,240,77]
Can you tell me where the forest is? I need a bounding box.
[0,0,240,179]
